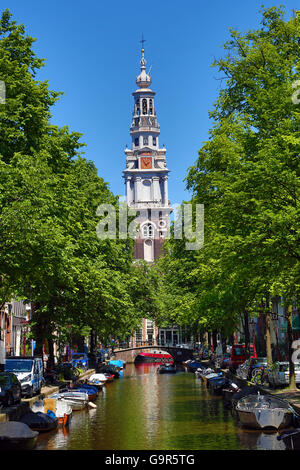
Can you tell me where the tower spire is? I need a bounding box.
[136,35,151,88]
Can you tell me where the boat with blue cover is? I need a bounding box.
[187,360,205,372]
[73,384,98,401]
[207,375,229,395]
[108,359,126,369]
[20,410,58,433]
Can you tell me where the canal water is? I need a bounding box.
[35,363,286,450]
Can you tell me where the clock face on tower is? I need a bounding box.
[141,157,152,169]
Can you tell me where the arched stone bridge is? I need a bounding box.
[112,345,194,364]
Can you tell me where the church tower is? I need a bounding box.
[123,45,172,262]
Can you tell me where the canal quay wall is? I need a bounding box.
[0,368,95,423]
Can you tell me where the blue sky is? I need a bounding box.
[4,0,297,205]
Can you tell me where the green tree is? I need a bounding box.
[0,10,145,359]
[185,6,300,385]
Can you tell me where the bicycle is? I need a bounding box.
[250,367,270,386]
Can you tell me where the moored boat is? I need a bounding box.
[202,371,221,387]
[88,373,107,388]
[207,375,229,395]
[235,394,295,430]
[50,390,89,411]
[32,398,72,427]
[197,367,214,380]
[73,385,98,401]
[187,360,205,373]
[104,373,115,382]
[0,421,38,450]
[20,410,58,433]
[222,381,241,408]
[108,359,126,369]
[157,363,177,374]
[231,385,259,410]
[134,350,173,363]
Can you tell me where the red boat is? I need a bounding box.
[135,350,174,363]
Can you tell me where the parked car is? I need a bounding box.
[4,356,44,398]
[70,352,89,370]
[267,362,300,388]
[0,372,22,406]
[236,357,267,380]
[228,344,257,373]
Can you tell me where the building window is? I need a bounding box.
[142,223,154,238]
[135,138,139,146]
[153,136,156,146]
[135,328,143,343]
[143,136,148,145]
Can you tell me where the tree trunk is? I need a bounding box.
[31,303,44,356]
[207,331,211,351]
[265,295,272,367]
[48,338,55,368]
[286,305,296,390]
[244,310,250,359]
[212,330,217,352]
[90,330,96,353]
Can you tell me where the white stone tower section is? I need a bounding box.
[123,46,172,262]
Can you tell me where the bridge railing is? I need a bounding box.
[114,340,195,351]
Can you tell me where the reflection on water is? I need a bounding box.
[35,363,287,450]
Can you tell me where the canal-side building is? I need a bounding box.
[123,45,176,346]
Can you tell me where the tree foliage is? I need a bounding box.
[0,9,146,354]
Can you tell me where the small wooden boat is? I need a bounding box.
[231,385,259,410]
[197,367,214,380]
[72,386,98,401]
[88,373,106,388]
[32,398,72,427]
[157,363,177,374]
[0,421,38,450]
[20,410,58,433]
[202,371,220,387]
[235,394,294,430]
[50,391,89,411]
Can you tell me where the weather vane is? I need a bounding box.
[140,33,146,49]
